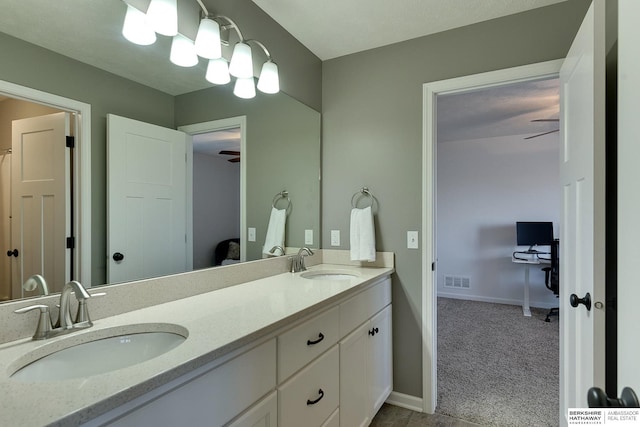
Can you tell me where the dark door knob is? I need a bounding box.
[570,292,591,311]
[112,252,124,262]
[6,249,18,257]
[588,387,639,408]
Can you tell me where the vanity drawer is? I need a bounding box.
[278,345,339,427]
[278,305,339,382]
[339,277,391,336]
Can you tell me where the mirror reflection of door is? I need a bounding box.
[107,114,189,284]
[3,109,73,300]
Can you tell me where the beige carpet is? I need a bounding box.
[436,297,559,426]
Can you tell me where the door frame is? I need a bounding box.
[0,79,91,287]
[178,116,247,262]
[421,59,563,413]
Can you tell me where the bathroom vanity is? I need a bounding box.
[0,251,394,426]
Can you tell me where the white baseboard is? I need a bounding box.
[437,292,557,309]
[385,391,423,413]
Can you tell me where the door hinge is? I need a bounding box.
[66,236,75,249]
[431,262,436,271]
[66,136,75,148]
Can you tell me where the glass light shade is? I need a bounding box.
[205,58,231,85]
[234,77,256,99]
[195,18,222,59]
[122,5,156,45]
[146,0,178,36]
[257,61,280,94]
[228,42,253,79]
[170,34,198,67]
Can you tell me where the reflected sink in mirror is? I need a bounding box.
[300,270,360,281]
[10,324,187,382]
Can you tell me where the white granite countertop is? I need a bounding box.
[0,263,393,427]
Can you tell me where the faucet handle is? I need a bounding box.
[14,305,52,340]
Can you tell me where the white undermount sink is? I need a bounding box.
[10,324,187,382]
[300,270,360,281]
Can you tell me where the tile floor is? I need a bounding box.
[370,404,485,427]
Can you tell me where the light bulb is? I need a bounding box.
[170,34,198,67]
[234,77,256,99]
[146,0,178,36]
[206,58,231,85]
[257,61,279,94]
[122,4,156,45]
[229,42,253,79]
[195,18,222,59]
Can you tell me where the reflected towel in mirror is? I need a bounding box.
[263,207,286,255]
[350,206,376,262]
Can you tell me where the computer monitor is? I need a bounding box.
[516,222,554,251]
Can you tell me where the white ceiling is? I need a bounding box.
[250,0,568,60]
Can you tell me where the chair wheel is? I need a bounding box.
[545,318,551,322]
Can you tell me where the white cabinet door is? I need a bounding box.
[339,322,372,427]
[227,391,277,427]
[370,305,393,415]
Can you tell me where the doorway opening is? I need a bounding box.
[421,60,563,416]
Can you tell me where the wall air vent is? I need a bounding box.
[444,274,470,289]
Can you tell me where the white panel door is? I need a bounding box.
[107,114,187,284]
[11,112,70,297]
[559,1,606,422]
[616,0,640,401]
[369,305,392,417]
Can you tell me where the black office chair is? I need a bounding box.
[542,239,559,322]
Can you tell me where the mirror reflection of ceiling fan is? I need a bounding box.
[524,118,560,140]
[219,150,241,163]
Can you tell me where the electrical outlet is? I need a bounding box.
[407,231,419,249]
[248,227,256,242]
[331,230,341,246]
[305,229,313,245]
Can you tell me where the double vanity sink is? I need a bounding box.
[0,259,393,426]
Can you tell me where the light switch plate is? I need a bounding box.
[331,230,341,246]
[305,229,313,245]
[248,227,256,242]
[407,231,419,249]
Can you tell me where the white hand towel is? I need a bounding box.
[350,206,376,262]
[263,207,286,255]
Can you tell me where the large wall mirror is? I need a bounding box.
[0,0,320,303]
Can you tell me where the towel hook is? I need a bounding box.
[351,187,375,209]
[272,190,291,211]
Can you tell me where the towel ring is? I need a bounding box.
[351,187,375,209]
[272,191,291,211]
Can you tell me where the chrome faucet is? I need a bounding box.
[14,280,95,340]
[291,247,314,273]
[58,280,92,330]
[269,245,285,256]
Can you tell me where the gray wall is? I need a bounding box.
[321,0,591,398]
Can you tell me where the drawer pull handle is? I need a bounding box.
[307,332,325,346]
[306,389,324,406]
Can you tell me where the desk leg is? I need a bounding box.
[523,265,532,317]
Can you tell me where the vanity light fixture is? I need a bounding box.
[170,34,199,67]
[146,0,178,37]
[122,4,156,45]
[120,0,279,97]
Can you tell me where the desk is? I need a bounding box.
[512,252,550,317]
